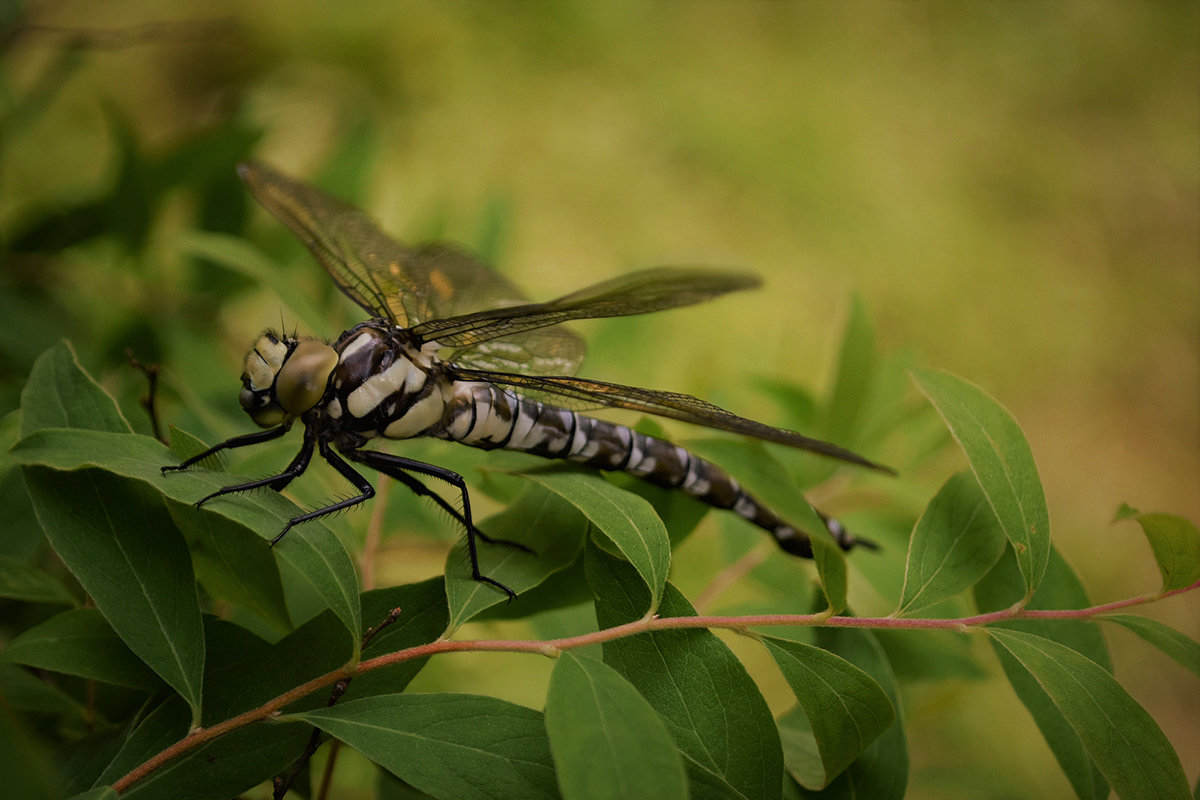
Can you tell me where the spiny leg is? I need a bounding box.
[161,423,292,474]
[346,448,528,600]
[267,441,377,545]
[193,426,318,507]
[347,448,534,551]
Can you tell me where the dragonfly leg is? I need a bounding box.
[347,448,536,553]
[161,423,292,473]
[346,448,527,600]
[265,441,377,545]
[192,426,316,507]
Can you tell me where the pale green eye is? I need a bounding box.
[275,340,339,416]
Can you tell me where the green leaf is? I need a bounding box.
[0,690,58,800]
[912,368,1050,598]
[445,483,588,627]
[288,694,559,800]
[1104,615,1200,678]
[12,428,362,646]
[1112,502,1141,522]
[0,416,43,561]
[810,626,908,800]
[201,612,353,723]
[989,628,1189,800]
[823,294,875,450]
[91,696,191,790]
[685,437,848,613]
[975,546,1111,800]
[545,651,687,800]
[168,502,292,635]
[763,637,894,788]
[70,789,118,800]
[19,341,132,437]
[117,720,312,800]
[0,663,83,716]
[0,554,77,605]
[587,541,783,800]
[976,546,1112,668]
[343,578,451,700]
[895,471,1007,616]
[23,468,205,720]
[0,608,163,689]
[521,469,670,613]
[98,618,348,798]
[1123,512,1200,592]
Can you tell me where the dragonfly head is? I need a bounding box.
[239,331,339,427]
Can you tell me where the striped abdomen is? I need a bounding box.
[437,381,845,556]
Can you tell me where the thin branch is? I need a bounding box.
[112,578,1199,795]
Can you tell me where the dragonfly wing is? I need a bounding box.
[450,326,587,375]
[238,162,532,326]
[412,267,761,349]
[239,163,755,379]
[450,369,895,473]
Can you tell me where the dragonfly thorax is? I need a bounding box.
[239,331,339,428]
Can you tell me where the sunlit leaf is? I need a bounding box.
[810,626,908,800]
[445,483,587,628]
[545,651,687,800]
[1104,615,1200,678]
[763,636,894,788]
[975,546,1111,800]
[989,628,1189,800]
[289,694,559,800]
[19,341,131,437]
[912,368,1050,597]
[588,541,782,800]
[896,471,1006,616]
[1122,512,1200,592]
[522,469,669,612]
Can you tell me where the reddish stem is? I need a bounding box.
[112,578,1198,795]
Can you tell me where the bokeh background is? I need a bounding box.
[2,2,1196,798]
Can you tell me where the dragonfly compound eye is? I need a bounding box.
[274,339,339,417]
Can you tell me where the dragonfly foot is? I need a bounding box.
[473,572,518,602]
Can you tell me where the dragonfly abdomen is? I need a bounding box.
[440,381,831,557]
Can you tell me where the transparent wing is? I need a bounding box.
[238,161,532,326]
[449,368,896,473]
[412,267,761,349]
[238,160,587,373]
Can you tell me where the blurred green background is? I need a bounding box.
[2,2,1196,797]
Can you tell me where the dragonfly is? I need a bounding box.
[164,161,892,599]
